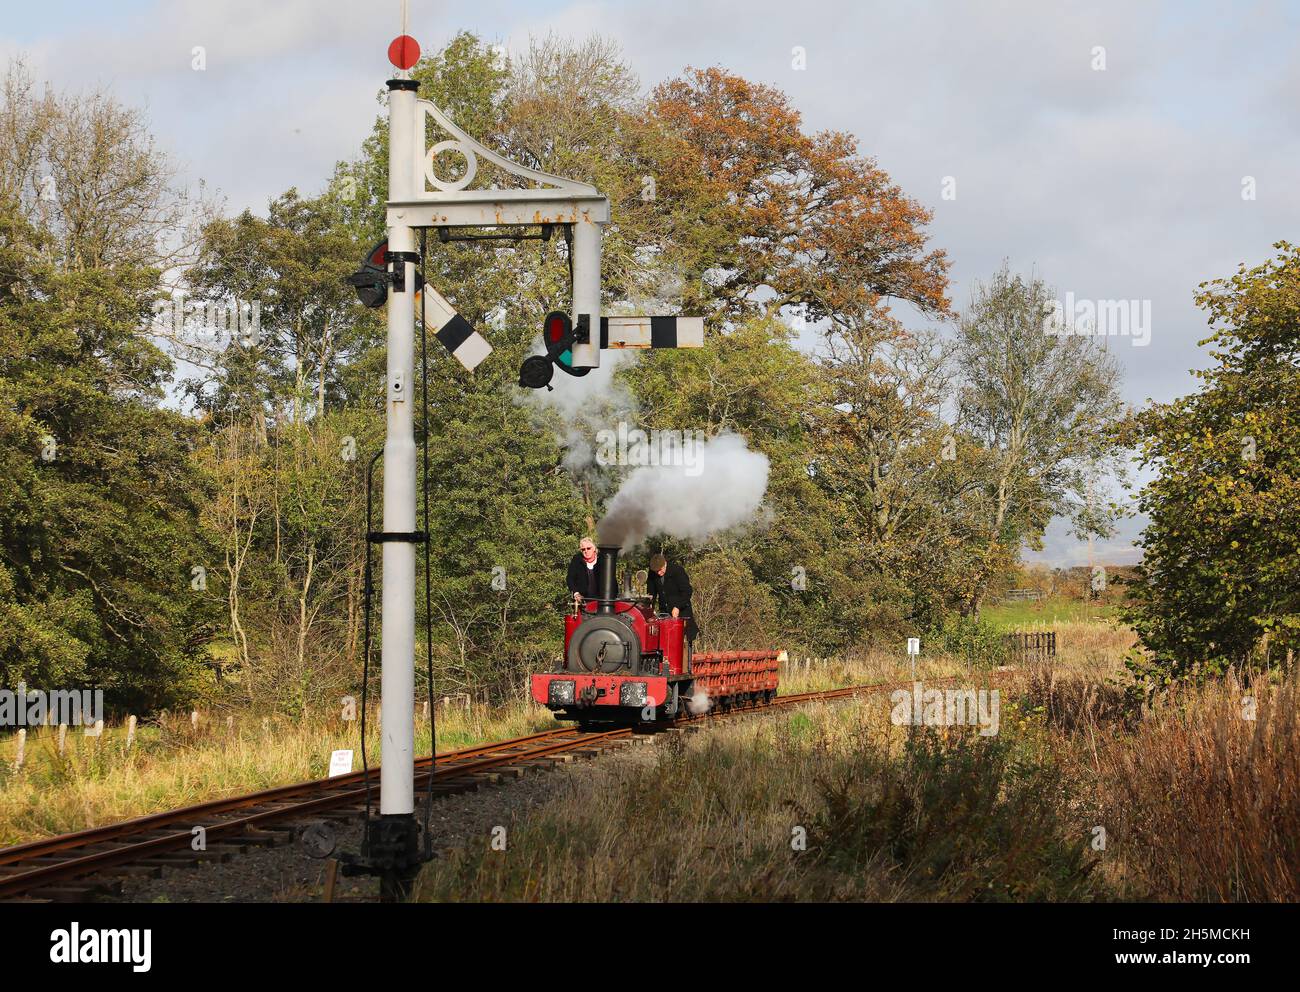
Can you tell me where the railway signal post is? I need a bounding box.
[347,27,703,898]
[345,30,616,898]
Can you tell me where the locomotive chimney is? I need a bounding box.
[596,545,620,613]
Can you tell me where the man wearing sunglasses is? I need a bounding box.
[566,537,600,605]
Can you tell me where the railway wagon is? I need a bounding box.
[530,545,782,726]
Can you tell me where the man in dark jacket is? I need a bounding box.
[566,537,600,604]
[648,553,698,644]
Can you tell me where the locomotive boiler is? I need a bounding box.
[530,545,782,727]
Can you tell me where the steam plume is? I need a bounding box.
[597,432,770,548]
[519,348,638,477]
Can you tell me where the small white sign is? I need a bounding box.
[328,749,354,778]
[907,637,920,656]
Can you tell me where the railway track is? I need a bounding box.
[0,675,981,902]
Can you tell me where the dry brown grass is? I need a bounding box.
[1005,657,1300,901]
[414,624,1299,904]
[414,674,1105,903]
[776,649,967,694]
[0,655,912,850]
[11,622,1293,904]
[1090,674,1299,901]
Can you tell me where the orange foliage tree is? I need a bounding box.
[650,67,951,333]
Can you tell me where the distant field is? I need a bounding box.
[981,597,1120,630]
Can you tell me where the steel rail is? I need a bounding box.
[0,725,593,869]
[0,728,628,898]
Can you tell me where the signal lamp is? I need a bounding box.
[519,310,591,389]
[518,355,554,390]
[344,241,391,309]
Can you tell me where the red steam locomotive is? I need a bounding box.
[530,545,783,726]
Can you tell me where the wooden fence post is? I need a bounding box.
[57,723,68,757]
[14,729,25,770]
[191,709,199,732]
[126,715,137,749]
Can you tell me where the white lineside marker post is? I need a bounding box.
[57,723,67,757]
[126,715,137,750]
[329,749,354,778]
[14,729,25,770]
[191,709,199,733]
[907,637,921,680]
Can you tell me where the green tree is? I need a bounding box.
[181,186,382,710]
[0,198,213,710]
[1127,242,1300,684]
[956,264,1126,613]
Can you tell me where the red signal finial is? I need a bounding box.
[388,35,420,71]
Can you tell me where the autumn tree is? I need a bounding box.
[631,65,959,649]
[649,66,950,331]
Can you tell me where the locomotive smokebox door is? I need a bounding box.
[567,614,642,673]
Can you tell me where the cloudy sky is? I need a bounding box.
[6,0,1297,565]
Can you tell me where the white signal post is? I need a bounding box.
[381,71,420,821]
[569,220,602,369]
[374,33,611,857]
[368,30,698,885]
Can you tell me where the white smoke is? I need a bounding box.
[686,689,711,715]
[519,347,639,477]
[597,432,770,549]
